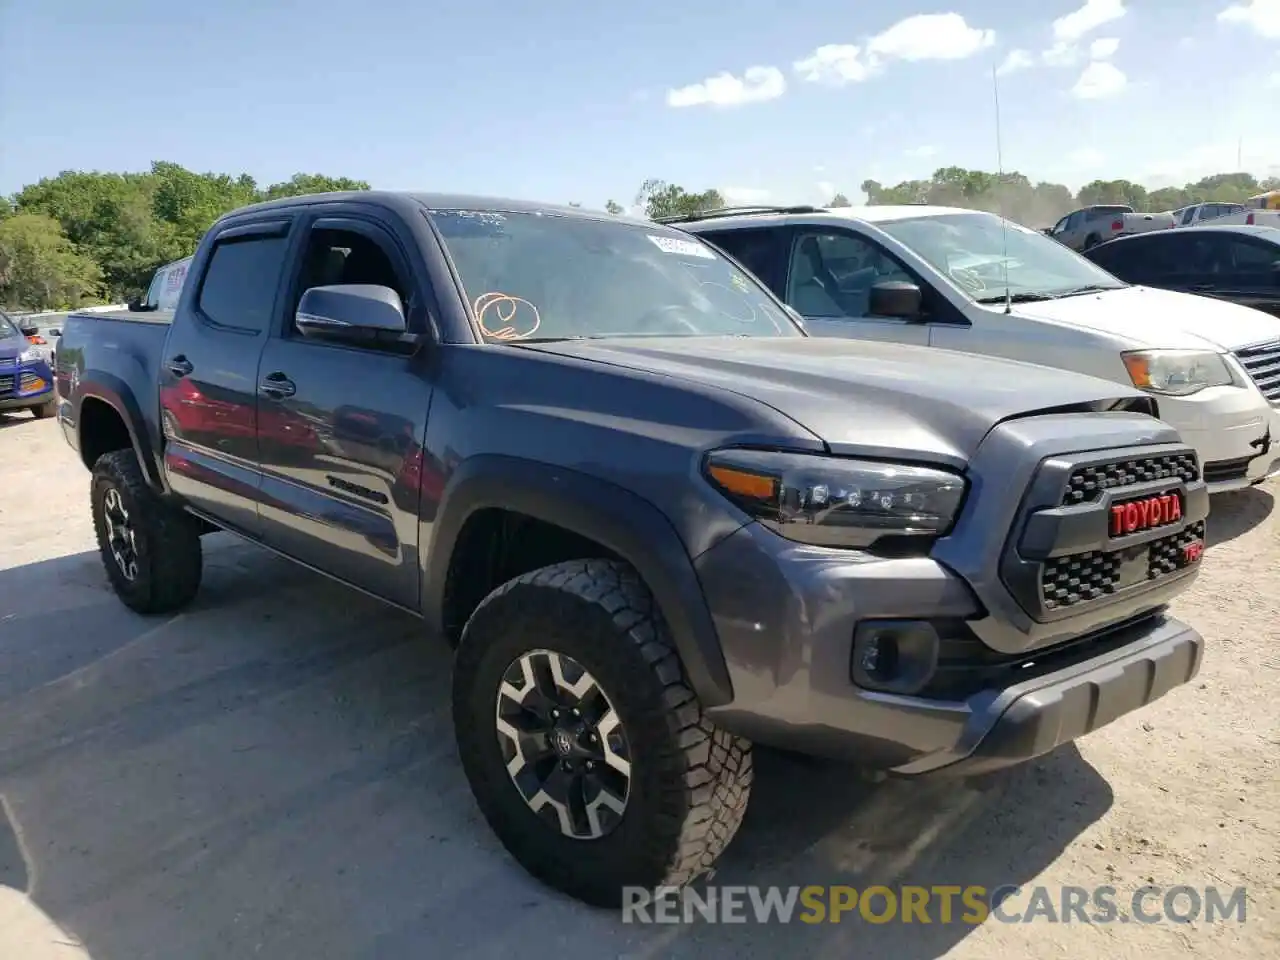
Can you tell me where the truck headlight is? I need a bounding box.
[18,346,40,363]
[1121,350,1233,396]
[703,449,966,549]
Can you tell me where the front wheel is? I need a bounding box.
[91,449,203,614]
[452,559,753,907]
[30,398,55,419]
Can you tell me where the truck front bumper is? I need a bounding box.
[696,522,1204,775]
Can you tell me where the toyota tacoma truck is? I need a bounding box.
[55,192,1207,908]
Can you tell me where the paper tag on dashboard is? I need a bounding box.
[647,235,716,259]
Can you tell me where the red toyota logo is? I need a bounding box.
[1110,492,1183,538]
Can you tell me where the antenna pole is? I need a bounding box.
[993,65,1012,315]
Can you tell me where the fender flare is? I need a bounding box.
[77,375,164,491]
[423,455,735,708]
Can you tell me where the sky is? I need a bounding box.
[2,0,1279,210]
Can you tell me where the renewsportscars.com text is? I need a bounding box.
[622,884,1248,925]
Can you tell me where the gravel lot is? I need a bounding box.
[0,414,1276,959]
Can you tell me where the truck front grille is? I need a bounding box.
[1042,521,1205,610]
[0,373,13,397]
[1234,338,1280,401]
[1062,452,1199,505]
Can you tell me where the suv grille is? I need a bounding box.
[0,373,13,397]
[1234,338,1280,401]
[1042,521,1205,610]
[1062,453,1200,505]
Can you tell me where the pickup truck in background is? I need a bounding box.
[1048,204,1177,250]
[130,255,192,312]
[683,204,1280,492]
[55,191,1208,906]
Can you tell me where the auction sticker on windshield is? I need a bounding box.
[648,235,716,259]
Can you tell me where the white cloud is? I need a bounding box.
[666,66,786,108]
[721,186,772,205]
[1269,70,1280,86]
[1054,0,1127,42]
[1068,146,1106,168]
[1042,41,1081,66]
[905,145,938,158]
[1072,60,1128,98]
[866,13,996,61]
[996,48,1035,74]
[793,44,877,84]
[794,13,996,86]
[1218,0,1280,38]
[1090,37,1121,58]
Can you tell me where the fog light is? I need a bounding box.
[851,619,940,695]
[859,634,898,682]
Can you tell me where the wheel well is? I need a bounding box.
[79,397,134,470]
[441,509,623,645]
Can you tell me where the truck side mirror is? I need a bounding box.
[295,284,407,343]
[868,280,924,319]
[19,323,39,338]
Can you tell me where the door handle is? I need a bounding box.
[166,356,194,378]
[259,372,296,399]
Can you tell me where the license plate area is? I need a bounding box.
[1108,489,1184,539]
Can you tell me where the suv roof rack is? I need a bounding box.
[652,204,824,225]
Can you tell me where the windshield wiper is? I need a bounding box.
[1048,284,1125,298]
[973,292,1057,304]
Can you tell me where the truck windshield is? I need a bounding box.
[876,212,1127,303]
[428,209,802,341]
[0,312,18,337]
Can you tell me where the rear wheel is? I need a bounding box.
[91,449,203,614]
[1083,232,1101,250]
[452,559,753,907]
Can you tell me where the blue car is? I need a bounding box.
[0,309,56,419]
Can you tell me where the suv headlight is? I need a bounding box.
[703,448,966,549]
[1121,350,1233,396]
[18,346,40,363]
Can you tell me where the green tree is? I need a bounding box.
[261,173,370,201]
[634,179,724,219]
[1076,179,1149,209]
[828,193,851,207]
[13,163,369,301]
[605,199,624,215]
[0,212,102,310]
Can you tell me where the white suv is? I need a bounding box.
[681,204,1280,492]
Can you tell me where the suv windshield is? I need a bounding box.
[428,209,801,341]
[0,311,18,337]
[876,212,1127,302]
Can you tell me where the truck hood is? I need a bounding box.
[524,336,1154,467]
[1011,285,1280,351]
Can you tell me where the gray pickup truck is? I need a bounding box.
[54,192,1207,907]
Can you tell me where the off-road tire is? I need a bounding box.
[91,449,203,614]
[453,558,753,908]
[30,398,55,419]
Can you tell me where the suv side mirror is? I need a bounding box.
[296,284,407,343]
[868,280,923,319]
[19,323,39,338]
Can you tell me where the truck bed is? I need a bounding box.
[56,309,172,481]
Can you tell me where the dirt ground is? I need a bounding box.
[0,413,1276,959]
